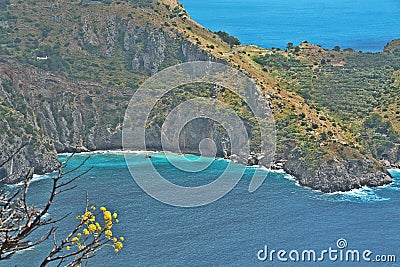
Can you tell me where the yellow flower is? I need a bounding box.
[105,230,112,239]
[90,205,96,210]
[83,228,90,236]
[114,249,119,253]
[77,233,82,237]
[120,237,124,242]
[78,245,85,250]
[71,237,79,244]
[75,215,80,220]
[105,221,113,230]
[112,237,117,242]
[115,241,123,250]
[95,222,101,231]
[66,246,71,250]
[88,224,97,233]
[103,211,112,221]
[100,207,106,211]
[115,219,119,223]
[112,212,118,219]
[83,211,91,219]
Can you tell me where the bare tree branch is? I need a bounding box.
[1,146,124,266]
[0,143,28,169]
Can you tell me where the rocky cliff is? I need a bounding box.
[0,62,59,183]
[283,146,392,193]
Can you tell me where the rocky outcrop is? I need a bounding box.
[283,146,392,193]
[0,130,59,184]
[384,39,400,53]
[0,58,128,153]
[373,141,400,169]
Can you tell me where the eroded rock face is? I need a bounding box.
[76,13,217,76]
[145,118,227,155]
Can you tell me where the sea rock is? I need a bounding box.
[283,147,392,193]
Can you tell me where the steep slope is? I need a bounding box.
[0,0,398,192]
[0,61,58,182]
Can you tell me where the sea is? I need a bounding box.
[179,0,400,52]
[5,152,400,266]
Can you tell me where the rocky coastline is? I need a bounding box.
[0,1,398,192]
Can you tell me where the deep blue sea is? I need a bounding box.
[179,0,400,51]
[5,152,400,266]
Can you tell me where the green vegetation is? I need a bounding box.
[214,31,241,48]
[0,0,179,86]
[254,44,400,161]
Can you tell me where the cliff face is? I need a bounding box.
[0,59,128,153]
[77,13,215,75]
[0,64,59,183]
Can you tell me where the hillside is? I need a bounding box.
[0,0,399,192]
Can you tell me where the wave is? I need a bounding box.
[277,169,394,203]
[283,173,297,181]
[279,174,391,203]
[59,150,150,157]
[55,151,399,202]
[32,171,57,183]
[6,171,58,189]
[320,186,390,203]
[387,171,400,191]
[14,244,36,255]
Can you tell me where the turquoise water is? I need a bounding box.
[179,0,400,51]
[5,153,400,266]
